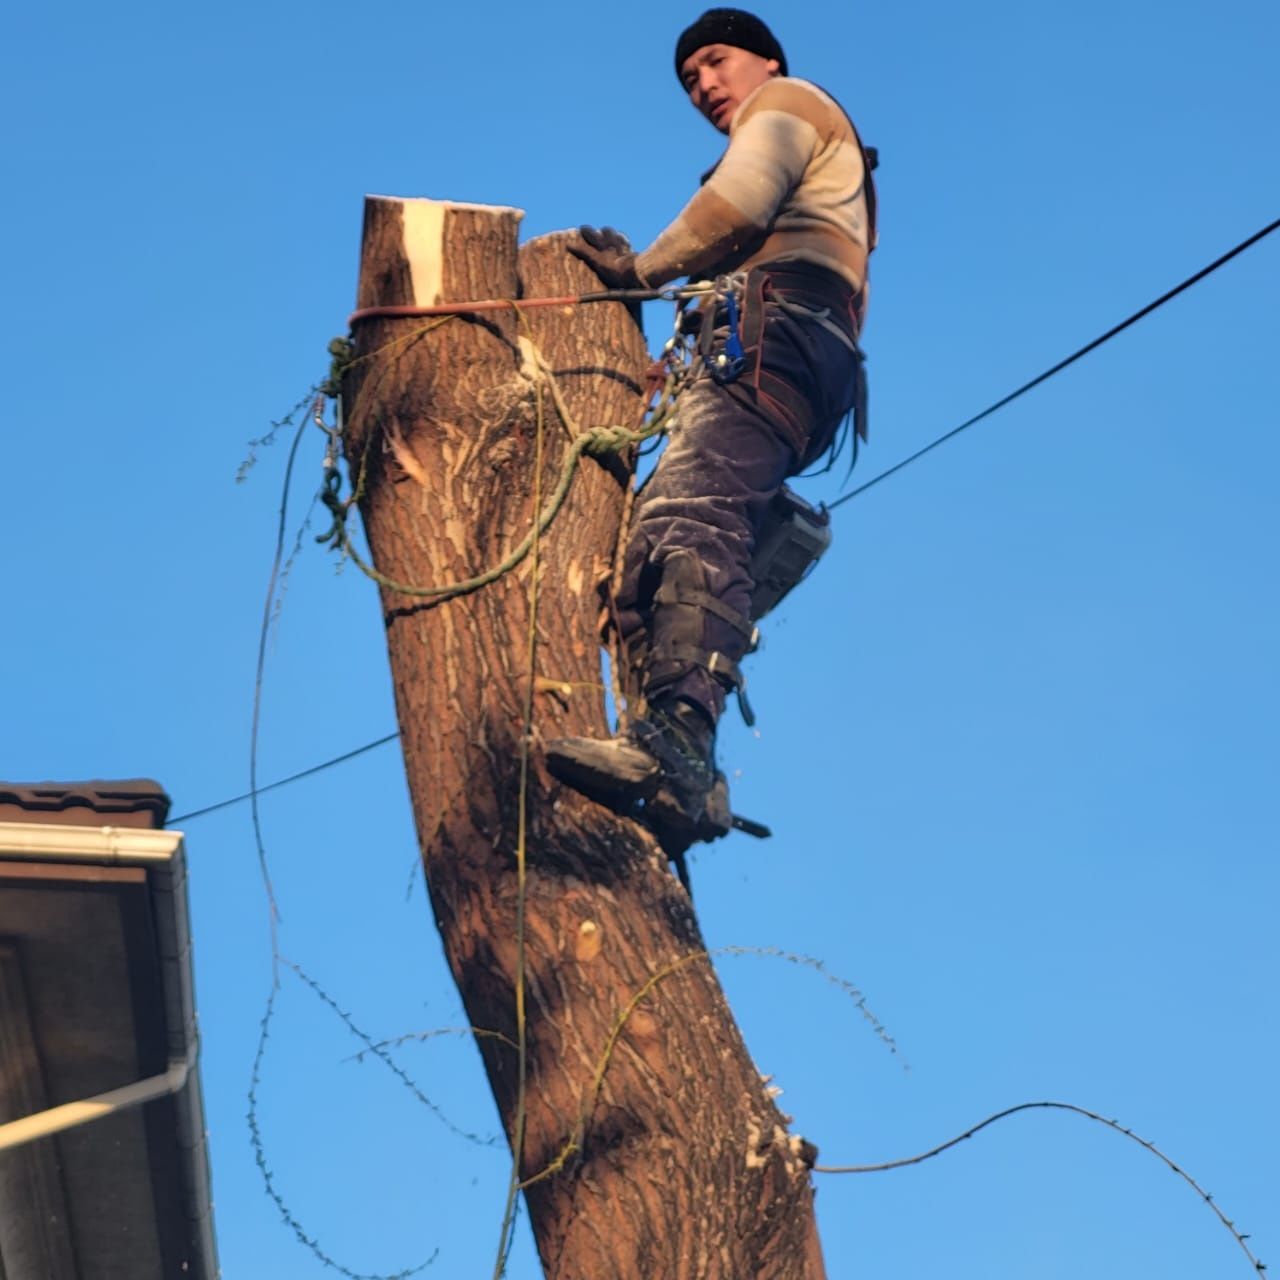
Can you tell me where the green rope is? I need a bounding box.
[321,370,681,603]
[320,336,355,401]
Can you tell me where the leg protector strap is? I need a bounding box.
[653,581,760,652]
[645,549,758,725]
[649,644,756,727]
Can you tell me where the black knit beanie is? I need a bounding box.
[674,9,788,83]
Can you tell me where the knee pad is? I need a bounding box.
[644,550,759,724]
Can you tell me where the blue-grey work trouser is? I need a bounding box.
[616,264,863,723]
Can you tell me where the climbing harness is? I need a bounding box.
[640,267,857,656]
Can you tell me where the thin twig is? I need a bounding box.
[815,1100,1266,1276]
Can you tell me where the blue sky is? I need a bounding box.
[5,0,1277,1276]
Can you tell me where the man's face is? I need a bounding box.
[679,43,781,134]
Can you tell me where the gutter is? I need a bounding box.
[0,822,220,1279]
[0,1046,196,1151]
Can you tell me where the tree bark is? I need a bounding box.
[341,195,827,1279]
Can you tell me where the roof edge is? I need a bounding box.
[0,781,171,829]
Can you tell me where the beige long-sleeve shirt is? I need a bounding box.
[636,77,874,296]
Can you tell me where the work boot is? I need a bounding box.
[546,698,730,845]
[646,763,734,848]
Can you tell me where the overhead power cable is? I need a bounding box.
[829,215,1279,509]
[171,215,1278,829]
[168,733,401,825]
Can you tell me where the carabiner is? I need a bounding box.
[709,288,746,386]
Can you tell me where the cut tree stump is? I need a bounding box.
[340,195,827,1279]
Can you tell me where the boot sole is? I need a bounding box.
[546,740,662,802]
[644,773,733,846]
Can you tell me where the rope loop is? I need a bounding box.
[318,323,694,602]
[320,336,355,401]
[315,467,348,550]
[580,424,642,458]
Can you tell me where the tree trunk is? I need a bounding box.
[341,195,827,1279]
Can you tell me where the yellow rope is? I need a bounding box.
[512,940,901,1193]
[607,477,641,729]
[491,304,543,1279]
[336,316,457,381]
[335,312,695,1267]
[518,949,711,1190]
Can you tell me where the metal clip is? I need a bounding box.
[707,651,756,726]
[709,287,746,386]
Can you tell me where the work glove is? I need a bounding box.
[569,225,647,290]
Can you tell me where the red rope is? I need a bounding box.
[348,296,574,326]
[347,284,705,330]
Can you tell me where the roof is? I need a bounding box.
[0,780,217,1277]
[0,779,171,829]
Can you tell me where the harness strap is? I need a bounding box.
[773,298,859,354]
[734,263,869,449]
[771,294,870,442]
[654,582,759,650]
[644,547,759,726]
[660,642,756,726]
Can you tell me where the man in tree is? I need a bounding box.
[548,7,876,851]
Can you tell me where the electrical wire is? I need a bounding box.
[829,215,1279,509]
[169,733,401,825]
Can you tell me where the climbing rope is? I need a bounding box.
[316,305,696,605]
[317,295,698,1278]
[491,304,544,1280]
[605,299,702,730]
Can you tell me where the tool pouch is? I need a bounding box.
[748,487,833,622]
